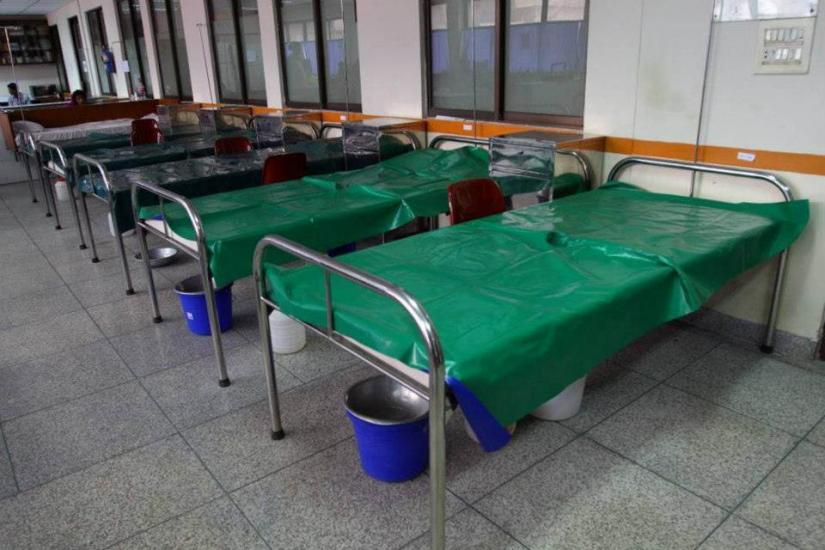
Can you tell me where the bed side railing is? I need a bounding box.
[254,234,447,550]
[606,156,795,353]
[319,122,342,138]
[130,180,231,387]
[381,129,422,151]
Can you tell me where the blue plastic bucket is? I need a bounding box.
[174,275,233,336]
[346,375,429,483]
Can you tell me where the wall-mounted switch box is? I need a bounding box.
[755,17,815,74]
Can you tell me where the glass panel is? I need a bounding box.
[170,0,192,98]
[151,0,179,97]
[504,0,587,117]
[430,0,495,113]
[210,0,243,101]
[131,0,153,97]
[50,26,69,93]
[86,9,114,95]
[118,0,141,95]
[239,0,266,102]
[714,0,817,20]
[320,0,361,106]
[279,0,321,104]
[68,17,90,92]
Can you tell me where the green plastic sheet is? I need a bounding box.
[264,183,808,427]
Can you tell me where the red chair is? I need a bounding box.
[262,152,307,185]
[214,136,253,156]
[131,118,163,146]
[447,178,507,225]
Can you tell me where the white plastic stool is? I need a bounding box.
[531,376,587,421]
[269,310,307,354]
[54,179,69,202]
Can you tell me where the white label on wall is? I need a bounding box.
[755,18,815,74]
[737,151,757,162]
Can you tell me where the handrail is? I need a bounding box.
[557,149,593,190]
[381,128,422,150]
[254,234,447,550]
[38,140,69,177]
[320,122,342,139]
[607,156,793,202]
[429,135,487,149]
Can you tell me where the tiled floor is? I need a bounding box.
[1,179,825,549]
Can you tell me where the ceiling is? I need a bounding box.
[0,0,66,16]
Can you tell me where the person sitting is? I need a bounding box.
[69,89,87,106]
[7,83,30,106]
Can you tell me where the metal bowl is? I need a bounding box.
[134,247,178,268]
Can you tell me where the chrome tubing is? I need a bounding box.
[382,129,422,151]
[130,181,231,386]
[74,154,135,295]
[20,133,38,203]
[40,140,89,241]
[429,135,487,149]
[254,235,447,550]
[319,122,342,138]
[557,149,593,190]
[606,155,795,353]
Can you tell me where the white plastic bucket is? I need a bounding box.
[269,310,307,354]
[54,178,69,202]
[108,212,135,238]
[531,376,587,421]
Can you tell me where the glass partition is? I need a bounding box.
[85,8,115,96]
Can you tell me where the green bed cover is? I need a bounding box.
[263,183,808,433]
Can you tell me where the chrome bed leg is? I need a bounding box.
[257,298,284,439]
[36,157,53,219]
[199,258,230,387]
[761,250,789,354]
[23,156,37,203]
[79,191,99,262]
[136,223,162,323]
[68,185,87,250]
[429,359,447,550]
[114,228,135,296]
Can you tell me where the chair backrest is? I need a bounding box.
[447,178,507,225]
[262,152,307,185]
[214,136,253,156]
[131,118,163,146]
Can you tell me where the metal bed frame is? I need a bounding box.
[607,156,794,353]
[19,132,42,206]
[250,155,797,550]
[37,140,92,241]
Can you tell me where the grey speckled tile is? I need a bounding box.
[475,438,726,550]
[560,362,658,433]
[273,329,362,382]
[668,344,825,436]
[4,381,176,490]
[446,411,575,503]
[403,508,527,550]
[589,385,797,509]
[184,366,370,490]
[0,429,17,499]
[86,288,183,338]
[699,516,797,550]
[0,310,103,369]
[68,269,173,309]
[142,343,301,430]
[0,286,83,331]
[0,249,51,277]
[110,497,268,550]
[0,496,31,550]
[232,438,464,550]
[0,265,64,300]
[17,436,223,550]
[739,442,825,550]
[109,318,247,377]
[0,340,133,421]
[612,324,721,381]
[808,418,825,447]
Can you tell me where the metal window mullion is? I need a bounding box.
[313,0,328,108]
[232,0,250,104]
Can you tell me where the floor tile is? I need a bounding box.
[612,324,721,381]
[475,438,725,550]
[232,438,464,550]
[40,239,120,267]
[446,411,575,503]
[184,366,370,490]
[699,516,797,550]
[0,265,64,300]
[403,508,527,550]
[0,228,38,253]
[560,362,658,433]
[589,385,797,509]
[807,418,825,447]
[273,330,362,383]
[0,286,83,331]
[0,497,31,549]
[55,253,141,283]
[0,340,134,420]
[739,442,825,550]
[0,249,51,277]
[668,344,825,436]
[68,269,172,309]
[232,299,262,344]
[110,497,267,550]
[4,382,176,489]
[0,429,17,499]
[143,344,302,430]
[86,288,182,338]
[0,310,103,369]
[109,318,247,377]
[17,436,223,550]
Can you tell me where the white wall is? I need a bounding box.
[178,0,218,103]
[259,0,284,108]
[356,0,425,117]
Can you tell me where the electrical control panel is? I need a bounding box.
[755,17,816,74]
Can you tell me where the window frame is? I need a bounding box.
[50,25,70,94]
[423,0,588,128]
[67,16,90,93]
[206,0,265,106]
[85,8,116,96]
[275,0,362,112]
[149,0,192,100]
[116,0,154,98]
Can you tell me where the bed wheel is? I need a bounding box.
[46,212,52,217]
[55,224,61,230]
[152,315,163,324]
[32,198,38,203]
[79,244,87,250]
[126,289,135,296]
[760,344,774,354]
[271,429,285,441]
[218,379,231,388]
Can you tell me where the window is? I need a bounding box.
[117,0,154,98]
[68,17,90,92]
[50,25,70,94]
[276,0,362,110]
[207,0,265,104]
[85,8,115,96]
[150,0,192,99]
[426,0,588,126]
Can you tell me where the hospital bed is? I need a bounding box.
[131,139,564,388]
[251,157,807,550]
